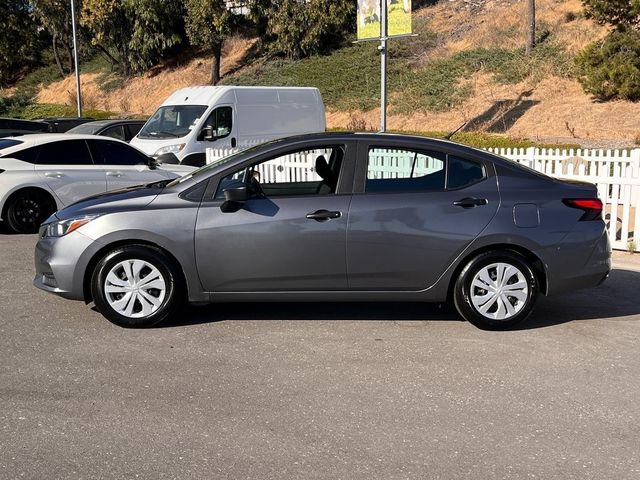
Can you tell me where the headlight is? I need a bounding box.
[43,215,101,238]
[154,144,185,156]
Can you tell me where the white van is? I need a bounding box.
[130,86,326,165]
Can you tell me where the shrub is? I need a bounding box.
[575,28,640,101]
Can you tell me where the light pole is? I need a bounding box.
[379,0,387,132]
[70,0,82,117]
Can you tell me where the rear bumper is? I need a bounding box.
[543,222,611,295]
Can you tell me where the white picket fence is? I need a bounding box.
[207,145,640,252]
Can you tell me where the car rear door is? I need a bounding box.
[88,139,173,191]
[194,141,355,292]
[346,140,500,290]
[34,139,107,206]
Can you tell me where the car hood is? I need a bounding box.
[54,182,167,220]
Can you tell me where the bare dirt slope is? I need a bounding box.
[36,0,639,144]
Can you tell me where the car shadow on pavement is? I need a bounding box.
[161,269,640,330]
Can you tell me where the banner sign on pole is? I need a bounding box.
[357,0,412,40]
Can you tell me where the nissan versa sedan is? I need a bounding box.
[34,133,611,330]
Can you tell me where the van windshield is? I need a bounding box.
[138,105,207,139]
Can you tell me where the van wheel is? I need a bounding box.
[453,251,538,330]
[91,245,182,328]
[5,189,56,234]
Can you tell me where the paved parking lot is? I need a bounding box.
[1,229,639,479]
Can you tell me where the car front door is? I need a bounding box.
[34,139,106,206]
[346,141,500,290]
[88,139,173,191]
[194,142,354,292]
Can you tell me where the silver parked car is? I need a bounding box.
[34,133,611,329]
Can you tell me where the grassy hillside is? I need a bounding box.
[2,0,638,147]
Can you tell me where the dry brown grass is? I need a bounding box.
[36,37,256,116]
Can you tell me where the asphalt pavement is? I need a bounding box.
[1,230,639,479]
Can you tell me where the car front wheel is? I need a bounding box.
[454,251,538,330]
[91,245,182,327]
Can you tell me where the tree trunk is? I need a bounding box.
[210,40,223,85]
[52,33,65,77]
[526,0,536,54]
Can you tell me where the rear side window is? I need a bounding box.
[8,146,40,163]
[447,155,485,189]
[88,139,149,166]
[0,139,24,151]
[37,140,93,165]
[125,123,143,141]
[366,147,446,193]
[102,125,126,141]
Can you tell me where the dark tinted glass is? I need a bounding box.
[125,123,143,140]
[447,155,485,189]
[0,139,24,151]
[37,140,92,165]
[9,146,40,163]
[102,125,126,141]
[366,147,446,193]
[88,139,149,166]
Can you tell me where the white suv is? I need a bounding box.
[0,134,194,233]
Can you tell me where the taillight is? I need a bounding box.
[562,198,603,221]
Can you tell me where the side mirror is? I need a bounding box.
[148,157,160,170]
[220,186,248,213]
[202,125,217,142]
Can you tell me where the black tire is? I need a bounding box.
[91,245,183,328]
[453,250,538,330]
[5,189,56,234]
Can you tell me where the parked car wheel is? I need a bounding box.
[5,189,56,234]
[91,245,182,328]
[453,250,538,330]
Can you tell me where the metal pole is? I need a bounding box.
[379,0,387,132]
[70,0,82,117]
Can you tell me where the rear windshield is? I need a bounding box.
[0,139,23,151]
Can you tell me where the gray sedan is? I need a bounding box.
[34,133,611,329]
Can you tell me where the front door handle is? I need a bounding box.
[106,171,124,177]
[453,197,488,209]
[306,209,342,221]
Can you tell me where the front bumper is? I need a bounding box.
[33,229,102,301]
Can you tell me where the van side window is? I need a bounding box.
[203,107,232,139]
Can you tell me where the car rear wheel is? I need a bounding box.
[91,245,182,328]
[454,251,538,330]
[5,189,56,234]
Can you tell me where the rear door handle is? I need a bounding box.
[44,172,65,179]
[306,209,342,221]
[453,197,488,208]
[106,171,124,177]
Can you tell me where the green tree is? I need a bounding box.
[0,1,46,85]
[576,0,640,100]
[582,0,640,29]
[82,0,184,76]
[575,28,640,100]
[266,0,355,59]
[184,0,234,85]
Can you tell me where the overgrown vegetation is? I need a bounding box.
[226,35,573,114]
[576,0,640,100]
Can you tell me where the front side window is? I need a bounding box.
[37,140,93,166]
[366,147,446,193]
[216,146,344,199]
[203,106,233,139]
[88,140,149,166]
[138,105,207,139]
[102,125,126,141]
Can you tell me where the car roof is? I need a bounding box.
[0,133,130,153]
[72,119,146,128]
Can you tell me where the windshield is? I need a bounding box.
[0,139,23,151]
[138,105,207,139]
